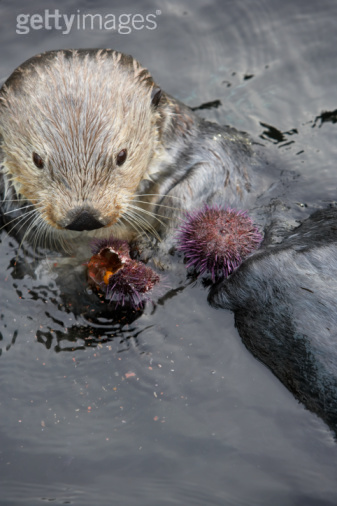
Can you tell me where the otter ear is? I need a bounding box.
[151,87,162,108]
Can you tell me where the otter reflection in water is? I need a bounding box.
[0,49,336,435]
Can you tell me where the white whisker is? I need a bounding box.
[2,204,35,216]
[125,208,161,241]
[131,199,179,212]
[127,203,167,228]
[120,213,149,239]
[17,213,42,255]
[0,207,36,233]
[133,193,183,201]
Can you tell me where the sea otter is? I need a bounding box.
[0,48,283,255]
[1,48,336,435]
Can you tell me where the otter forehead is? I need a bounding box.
[0,49,159,165]
[1,49,155,105]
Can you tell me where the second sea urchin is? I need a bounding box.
[177,205,263,280]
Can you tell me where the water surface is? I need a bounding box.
[1,0,337,504]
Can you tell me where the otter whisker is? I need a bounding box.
[124,209,153,233]
[18,207,43,238]
[15,209,41,237]
[44,223,60,253]
[10,211,43,259]
[46,227,59,252]
[50,231,69,253]
[127,203,168,228]
[123,209,151,236]
[0,207,37,233]
[0,198,31,203]
[130,199,189,225]
[125,208,161,241]
[30,215,48,252]
[119,213,150,240]
[40,223,70,254]
[2,204,35,216]
[133,193,183,201]
[55,229,69,253]
[18,213,43,255]
[125,208,159,240]
[129,200,178,216]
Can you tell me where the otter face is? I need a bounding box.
[0,49,164,241]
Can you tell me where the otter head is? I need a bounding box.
[0,49,166,243]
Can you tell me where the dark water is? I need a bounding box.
[1,0,337,504]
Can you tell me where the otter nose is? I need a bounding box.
[65,208,104,231]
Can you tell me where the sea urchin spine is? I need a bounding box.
[177,205,263,280]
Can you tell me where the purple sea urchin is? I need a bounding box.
[105,259,160,308]
[87,237,159,309]
[177,205,263,280]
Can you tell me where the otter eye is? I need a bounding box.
[151,87,162,108]
[116,149,127,166]
[32,152,44,169]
